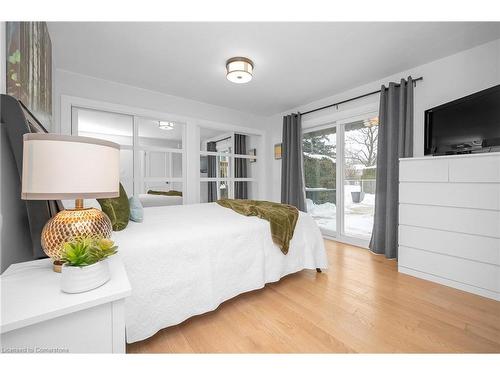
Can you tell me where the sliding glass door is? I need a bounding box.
[343,117,378,240]
[303,126,337,237]
[303,113,378,246]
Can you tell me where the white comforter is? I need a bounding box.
[112,203,328,343]
[138,193,183,207]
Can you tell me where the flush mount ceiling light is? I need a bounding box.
[158,121,174,130]
[226,57,254,84]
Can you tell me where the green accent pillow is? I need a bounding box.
[98,183,130,231]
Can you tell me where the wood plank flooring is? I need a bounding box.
[127,240,500,353]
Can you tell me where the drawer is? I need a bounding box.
[399,225,500,265]
[399,246,499,292]
[399,204,500,238]
[399,182,500,210]
[400,159,448,182]
[1,303,113,353]
[449,155,500,182]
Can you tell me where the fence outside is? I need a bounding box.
[345,179,376,194]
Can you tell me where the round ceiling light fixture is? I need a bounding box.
[226,57,254,84]
[158,121,174,130]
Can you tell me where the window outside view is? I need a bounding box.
[303,127,338,236]
[343,118,378,238]
[303,116,378,240]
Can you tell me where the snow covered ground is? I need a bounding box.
[306,184,374,238]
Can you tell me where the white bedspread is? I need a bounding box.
[112,203,328,343]
[139,193,183,207]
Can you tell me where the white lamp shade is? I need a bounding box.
[22,134,120,200]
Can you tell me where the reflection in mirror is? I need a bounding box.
[199,127,259,203]
[218,180,230,200]
[73,109,185,207]
[75,107,134,146]
[137,117,183,149]
[137,118,184,207]
[200,128,232,203]
[140,181,183,208]
[119,149,134,198]
[199,128,232,153]
[74,107,134,196]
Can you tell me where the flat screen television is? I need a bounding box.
[424,84,500,155]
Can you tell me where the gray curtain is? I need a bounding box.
[207,141,217,202]
[369,77,414,259]
[234,134,248,199]
[281,113,306,211]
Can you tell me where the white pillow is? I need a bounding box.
[62,199,101,210]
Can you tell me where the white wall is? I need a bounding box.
[268,39,500,202]
[53,69,269,134]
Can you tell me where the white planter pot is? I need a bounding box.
[61,259,110,294]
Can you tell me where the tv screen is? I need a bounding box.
[424,84,500,155]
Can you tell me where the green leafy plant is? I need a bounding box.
[61,235,118,267]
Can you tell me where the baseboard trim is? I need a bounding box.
[398,265,500,301]
[322,235,370,249]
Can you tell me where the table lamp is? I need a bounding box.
[21,133,120,272]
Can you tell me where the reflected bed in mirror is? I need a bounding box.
[139,187,183,207]
[137,117,184,207]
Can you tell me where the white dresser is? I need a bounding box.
[1,255,131,353]
[399,152,500,301]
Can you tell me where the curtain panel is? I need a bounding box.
[207,141,217,202]
[369,77,414,259]
[234,134,248,199]
[281,113,306,211]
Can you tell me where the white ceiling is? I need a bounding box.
[48,22,500,116]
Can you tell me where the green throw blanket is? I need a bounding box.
[147,190,183,197]
[216,199,299,255]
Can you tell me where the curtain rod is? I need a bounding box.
[299,76,423,116]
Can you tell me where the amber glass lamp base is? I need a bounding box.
[41,206,112,272]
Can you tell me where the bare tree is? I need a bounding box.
[345,126,378,167]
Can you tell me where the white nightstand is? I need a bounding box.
[1,255,131,353]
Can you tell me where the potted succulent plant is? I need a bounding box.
[60,236,118,294]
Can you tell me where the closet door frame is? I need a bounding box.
[199,130,260,201]
[61,95,267,204]
[66,98,187,203]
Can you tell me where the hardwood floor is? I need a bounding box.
[127,240,500,353]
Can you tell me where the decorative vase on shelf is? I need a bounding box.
[61,259,111,294]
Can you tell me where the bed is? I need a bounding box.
[138,193,183,207]
[2,95,328,344]
[112,202,328,343]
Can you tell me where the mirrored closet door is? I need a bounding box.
[136,117,184,207]
[199,127,259,203]
[72,107,185,207]
[72,107,135,196]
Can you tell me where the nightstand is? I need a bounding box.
[0,255,131,353]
